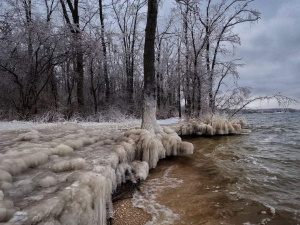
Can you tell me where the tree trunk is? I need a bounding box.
[60,0,84,112]
[141,0,161,133]
[23,0,36,117]
[205,28,213,113]
[193,58,200,117]
[76,36,84,110]
[156,42,161,110]
[183,5,191,118]
[197,75,202,117]
[177,41,182,118]
[90,59,98,113]
[99,0,110,103]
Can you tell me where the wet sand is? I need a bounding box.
[113,161,293,225]
[113,136,297,225]
[113,198,151,225]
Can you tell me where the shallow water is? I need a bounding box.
[134,113,300,225]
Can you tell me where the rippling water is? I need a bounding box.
[134,113,300,225]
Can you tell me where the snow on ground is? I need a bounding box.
[0,119,141,132]
[0,118,180,132]
[157,117,181,125]
[0,121,59,131]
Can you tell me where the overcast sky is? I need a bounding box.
[161,0,300,109]
[234,0,300,109]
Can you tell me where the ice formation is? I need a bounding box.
[171,117,250,136]
[39,176,57,188]
[0,123,193,224]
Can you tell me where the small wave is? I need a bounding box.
[268,176,278,181]
[132,166,182,225]
[264,204,276,215]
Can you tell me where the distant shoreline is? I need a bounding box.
[238,108,300,114]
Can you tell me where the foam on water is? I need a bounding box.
[137,112,300,225]
[132,166,182,225]
[225,113,300,223]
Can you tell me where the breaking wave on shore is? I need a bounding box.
[134,113,300,225]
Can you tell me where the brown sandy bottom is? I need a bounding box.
[113,198,151,225]
[113,140,296,225]
[112,182,151,225]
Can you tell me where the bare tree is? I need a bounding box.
[59,0,85,111]
[155,15,173,110]
[99,0,110,103]
[141,0,161,132]
[3,0,291,122]
[111,0,146,109]
[0,0,66,118]
[198,0,260,113]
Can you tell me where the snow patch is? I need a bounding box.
[157,117,181,125]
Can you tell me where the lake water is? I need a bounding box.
[133,113,300,225]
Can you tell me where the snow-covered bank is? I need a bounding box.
[0,120,141,132]
[0,121,59,131]
[0,117,179,132]
[157,117,181,125]
[0,122,193,224]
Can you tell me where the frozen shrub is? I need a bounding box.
[16,130,40,142]
[0,207,6,222]
[39,176,57,188]
[170,115,249,136]
[24,153,49,168]
[1,182,13,190]
[131,161,149,181]
[9,197,65,224]
[180,142,194,155]
[113,145,127,163]
[52,144,73,156]
[64,140,84,150]
[31,110,65,123]
[0,170,12,183]
[52,158,86,172]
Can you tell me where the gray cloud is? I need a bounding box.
[234,0,300,108]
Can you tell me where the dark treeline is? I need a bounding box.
[0,0,260,121]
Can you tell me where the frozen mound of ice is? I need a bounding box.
[131,161,149,181]
[171,116,250,136]
[51,144,74,156]
[39,176,57,188]
[15,130,40,142]
[122,127,193,169]
[0,124,193,224]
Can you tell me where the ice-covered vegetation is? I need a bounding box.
[171,115,250,136]
[0,0,262,121]
[0,123,193,224]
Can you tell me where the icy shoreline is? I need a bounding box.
[0,120,192,224]
[0,117,248,224]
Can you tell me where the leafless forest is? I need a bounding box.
[0,0,260,121]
